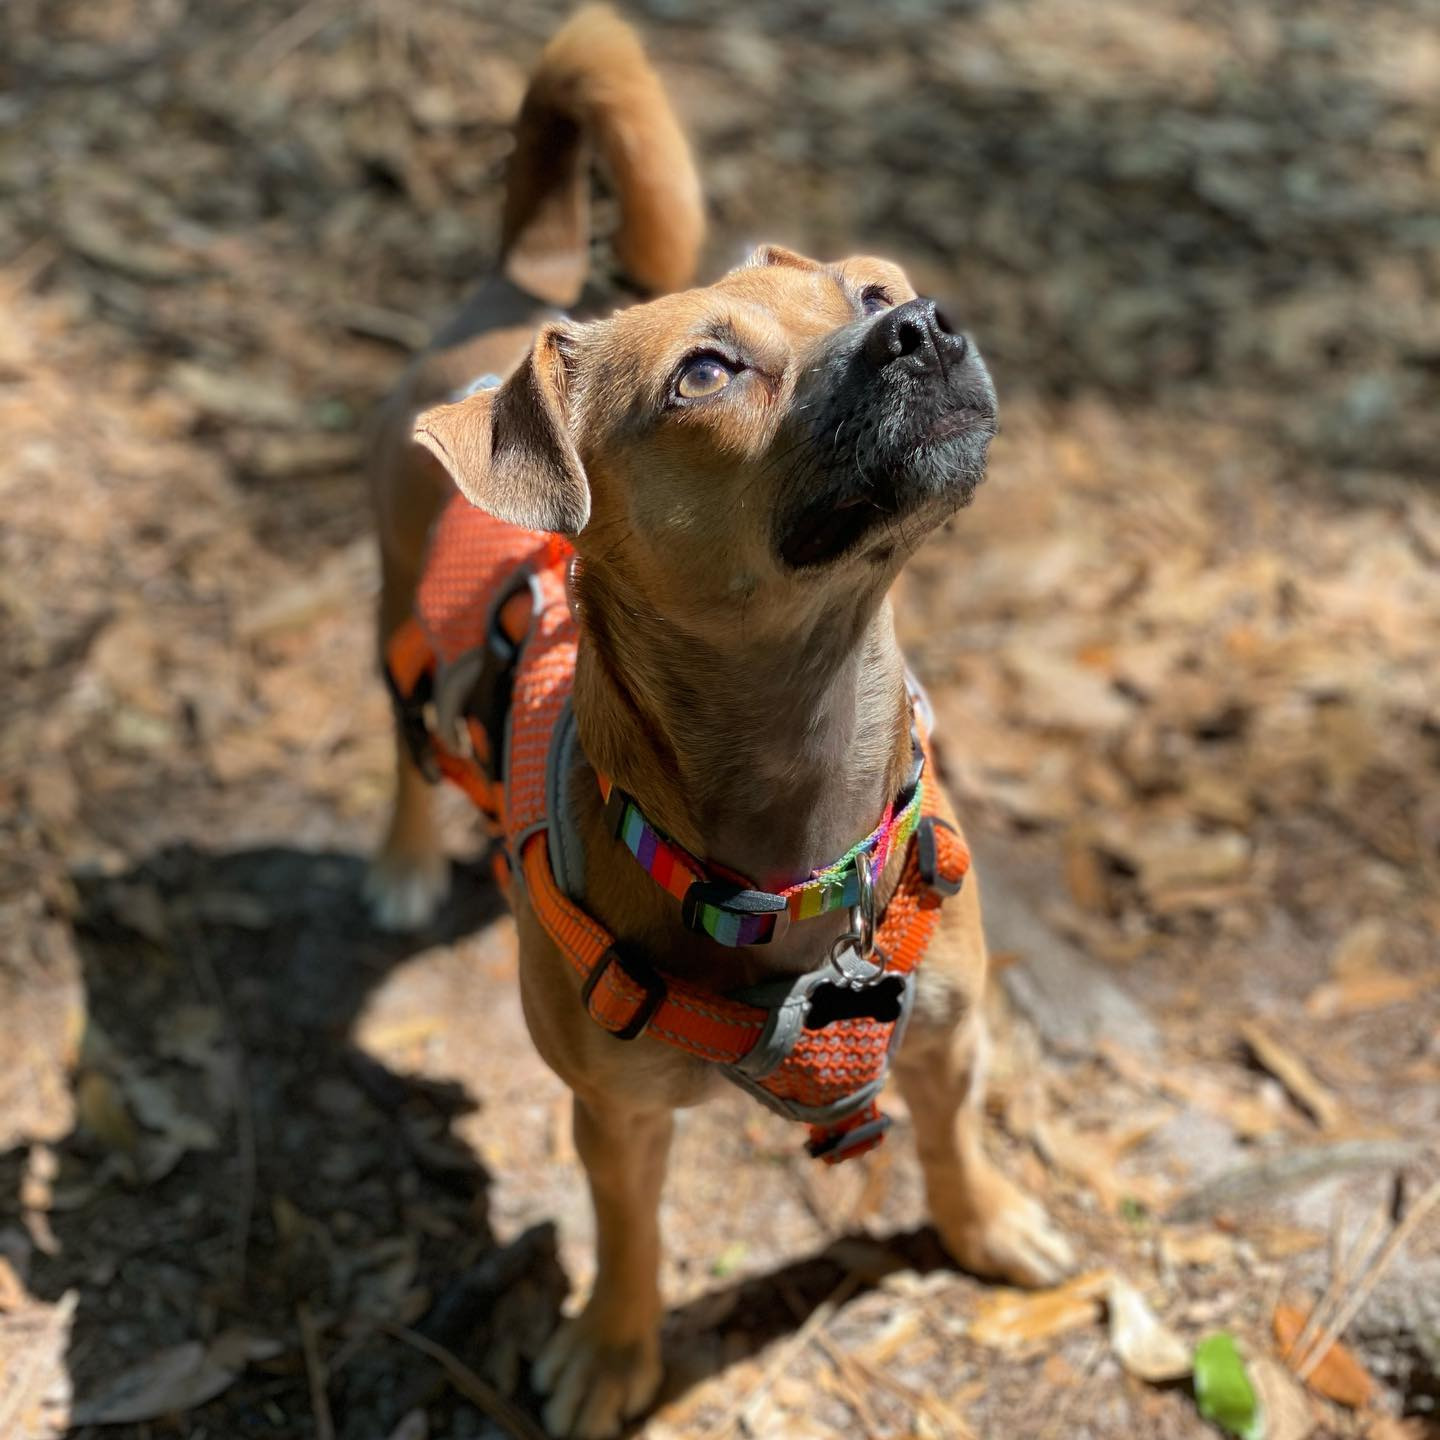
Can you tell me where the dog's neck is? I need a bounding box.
[573,572,913,888]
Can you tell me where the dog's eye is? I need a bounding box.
[675,355,735,400]
[861,286,893,316]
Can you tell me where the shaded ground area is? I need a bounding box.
[1,1,1437,1438]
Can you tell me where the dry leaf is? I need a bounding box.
[1027,1112,1170,1213]
[1273,1303,1375,1409]
[70,1331,282,1425]
[153,1004,224,1068]
[75,1069,139,1154]
[1063,830,1112,912]
[1003,650,1136,733]
[1161,1228,1235,1270]
[1249,1357,1317,1440]
[1183,771,1253,827]
[1304,971,1426,1020]
[1330,919,1388,977]
[0,1255,24,1312]
[169,362,302,426]
[386,1408,429,1440]
[350,1235,421,1319]
[1137,824,1251,896]
[234,537,375,641]
[240,431,359,480]
[1240,1023,1343,1130]
[1102,1045,1286,1141]
[1250,1224,1328,1260]
[1107,1278,1191,1382]
[1366,1420,1433,1440]
[968,1270,1109,1350]
[123,1074,221,1152]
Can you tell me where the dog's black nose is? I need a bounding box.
[864,297,967,375]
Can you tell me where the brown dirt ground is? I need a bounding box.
[1,2,1438,1439]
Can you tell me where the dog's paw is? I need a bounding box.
[533,1308,662,1439]
[363,850,450,931]
[934,1170,1076,1290]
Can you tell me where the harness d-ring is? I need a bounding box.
[853,858,876,957]
[828,858,883,987]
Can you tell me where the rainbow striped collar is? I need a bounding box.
[597,739,925,948]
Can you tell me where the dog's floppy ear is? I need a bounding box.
[413,323,589,535]
[744,244,823,273]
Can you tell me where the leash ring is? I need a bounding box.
[852,858,876,959]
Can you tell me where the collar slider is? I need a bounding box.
[682,881,790,946]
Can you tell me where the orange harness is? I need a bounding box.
[387,494,971,1163]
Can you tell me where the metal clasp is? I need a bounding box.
[828,859,882,987]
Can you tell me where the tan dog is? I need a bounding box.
[367,9,1073,1437]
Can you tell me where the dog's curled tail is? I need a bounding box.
[500,5,704,306]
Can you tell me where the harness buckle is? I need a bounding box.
[806,1111,892,1163]
[384,665,441,783]
[916,816,965,897]
[461,572,535,781]
[681,882,790,945]
[580,946,667,1041]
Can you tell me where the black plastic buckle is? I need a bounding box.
[580,946,667,1041]
[681,881,790,944]
[902,730,926,800]
[462,579,530,782]
[806,1112,892,1162]
[915,817,964,897]
[384,664,440,783]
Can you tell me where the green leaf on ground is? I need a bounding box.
[1194,1332,1262,1440]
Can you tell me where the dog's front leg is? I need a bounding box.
[535,1092,671,1439]
[894,880,1075,1289]
[365,732,451,930]
[895,1010,1073,1288]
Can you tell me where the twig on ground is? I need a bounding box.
[698,1273,861,1440]
[1036,1336,1106,1440]
[1284,1187,1389,1367]
[337,303,430,352]
[241,0,347,73]
[1240,1021,1343,1130]
[377,1320,550,1440]
[1166,1139,1422,1223]
[810,1330,887,1439]
[0,240,58,301]
[841,1350,976,1440]
[1328,1192,1352,1308]
[1295,1173,1440,1383]
[296,1303,336,1440]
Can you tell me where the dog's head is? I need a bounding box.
[415,246,996,635]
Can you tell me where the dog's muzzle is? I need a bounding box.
[775,301,998,570]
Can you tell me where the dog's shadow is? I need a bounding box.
[0,845,946,1439]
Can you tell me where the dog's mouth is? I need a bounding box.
[778,411,996,570]
[928,407,995,443]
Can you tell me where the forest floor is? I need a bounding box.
[1,2,1438,1438]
